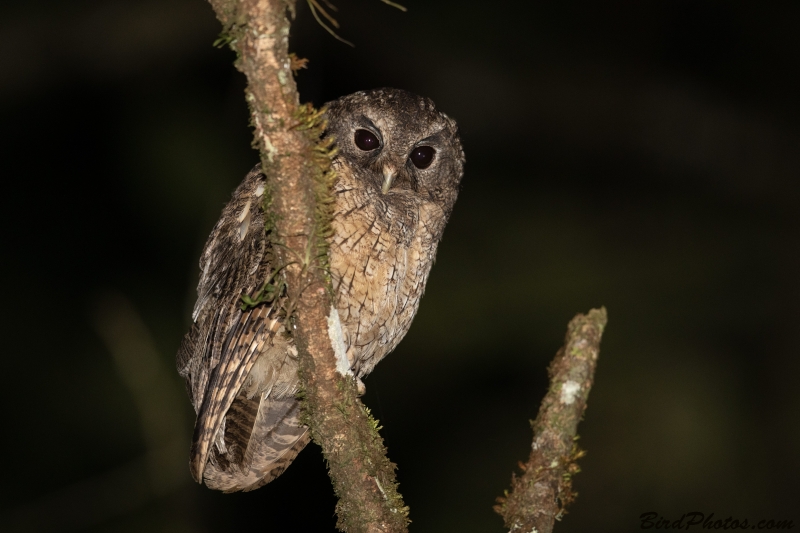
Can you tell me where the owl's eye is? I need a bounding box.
[354,129,380,151]
[410,146,435,169]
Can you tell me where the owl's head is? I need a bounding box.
[324,88,465,220]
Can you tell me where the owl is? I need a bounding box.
[177,88,464,492]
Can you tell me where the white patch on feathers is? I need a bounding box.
[238,200,252,241]
[327,306,352,376]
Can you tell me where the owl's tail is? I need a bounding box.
[203,393,310,493]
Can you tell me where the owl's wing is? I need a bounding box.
[177,166,307,487]
[177,167,270,412]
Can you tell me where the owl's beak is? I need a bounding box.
[381,166,395,194]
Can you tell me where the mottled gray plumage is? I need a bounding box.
[177,88,464,492]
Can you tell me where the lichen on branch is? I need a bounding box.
[495,308,607,533]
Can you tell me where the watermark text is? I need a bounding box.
[640,512,794,530]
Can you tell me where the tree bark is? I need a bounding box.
[495,308,608,533]
[205,1,408,531]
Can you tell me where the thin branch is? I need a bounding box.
[495,308,608,533]
[204,1,408,531]
[93,292,190,496]
[304,0,406,48]
[378,0,407,12]
[3,293,192,533]
[307,0,354,47]
[309,0,340,27]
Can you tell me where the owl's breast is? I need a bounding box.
[329,188,439,376]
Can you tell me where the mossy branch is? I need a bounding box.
[205,0,407,531]
[495,308,607,533]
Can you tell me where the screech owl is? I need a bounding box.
[177,88,465,492]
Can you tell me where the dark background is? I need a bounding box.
[1,1,799,531]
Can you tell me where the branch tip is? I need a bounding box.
[495,307,607,533]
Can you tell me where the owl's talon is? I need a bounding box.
[356,376,366,397]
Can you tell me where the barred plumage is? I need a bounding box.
[177,88,464,492]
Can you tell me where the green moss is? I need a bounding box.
[291,101,338,289]
[239,180,288,311]
[213,17,246,50]
[299,369,409,531]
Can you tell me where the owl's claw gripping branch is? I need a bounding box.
[203,1,409,532]
[494,308,607,533]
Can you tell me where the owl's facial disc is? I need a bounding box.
[324,88,464,213]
